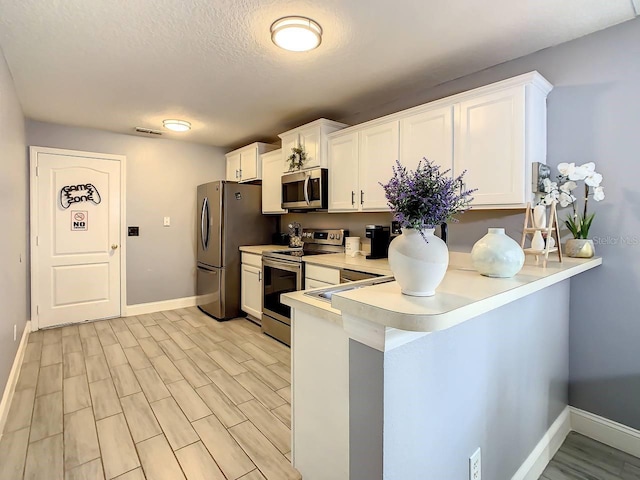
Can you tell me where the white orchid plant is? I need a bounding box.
[538,162,605,239]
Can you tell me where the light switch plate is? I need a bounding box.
[163,217,170,227]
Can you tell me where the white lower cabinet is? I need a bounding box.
[305,264,340,288]
[305,278,334,290]
[241,253,262,320]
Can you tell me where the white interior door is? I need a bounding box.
[31,148,124,329]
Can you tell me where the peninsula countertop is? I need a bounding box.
[284,253,602,333]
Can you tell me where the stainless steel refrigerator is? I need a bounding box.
[197,181,275,320]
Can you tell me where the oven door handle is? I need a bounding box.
[263,258,302,273]
[303,175,310,205]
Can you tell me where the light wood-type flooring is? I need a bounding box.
[539,432,640,479]
[0,307,300,480]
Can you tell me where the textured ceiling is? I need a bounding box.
[0,0,637,149]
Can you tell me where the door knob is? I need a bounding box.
[111,244,119,250]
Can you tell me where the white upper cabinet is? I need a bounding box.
[279,119,348,173]
[327,121,398,213]
[327,71,552,210]
[359,121,399,211]
[328,131,359,212]
[399,105,454,175]
[261,149,286,214]
[225,142,278,183]
[226,152,241,182]
[455,82,547,207]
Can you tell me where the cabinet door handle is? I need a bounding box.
[360,190,364,205]
[239,168,242,179]
[258,271,262,282]
[351,191,355,206]
[235,169,238,179]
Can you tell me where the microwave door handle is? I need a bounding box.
[303,176,310,205]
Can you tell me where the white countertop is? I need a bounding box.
[239,244,291,255]
[302,252,392,275]
[284,253,601,333]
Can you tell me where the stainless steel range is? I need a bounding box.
[262,228,347,346]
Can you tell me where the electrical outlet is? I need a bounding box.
[163,216,171,227]
[13,324,17,342]
[469,448,481,480]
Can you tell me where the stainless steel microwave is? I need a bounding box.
[281,168,328,211]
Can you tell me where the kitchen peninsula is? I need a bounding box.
[283,253,601,480]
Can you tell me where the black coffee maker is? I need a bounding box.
[366,225,391,259]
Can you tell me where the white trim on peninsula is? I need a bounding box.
[330,254,602,350]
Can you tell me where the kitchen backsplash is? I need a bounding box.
[281,209,525,253]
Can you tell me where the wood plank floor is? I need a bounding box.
[0,307,300,480]
[539,432,640,479]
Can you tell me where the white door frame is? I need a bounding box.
[29,146,127,330]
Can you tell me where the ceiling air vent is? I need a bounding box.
[134,127,163,136]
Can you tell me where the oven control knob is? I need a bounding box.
[335,234,341,240]
[329,233,335,239]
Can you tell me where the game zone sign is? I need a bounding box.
[71,210,88,231]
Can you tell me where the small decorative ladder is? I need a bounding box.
[520,201,563,267]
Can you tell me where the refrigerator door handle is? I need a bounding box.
[201,196,210,250]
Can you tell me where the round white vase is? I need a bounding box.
[388,228,449,296]
[471,228,525,278]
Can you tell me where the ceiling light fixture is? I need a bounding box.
[162,119,191,132]
[270,16,322,52]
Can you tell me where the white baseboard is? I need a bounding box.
[570,406,640,458]
[125,295,199,317]
[0,321,31,442]
[513,406,640,479]
[512,406,571,480]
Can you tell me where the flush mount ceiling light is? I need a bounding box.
[162,119,191,132]
[270,16,322,52]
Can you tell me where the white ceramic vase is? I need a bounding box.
[471,228,525,278]
[533,204,547,229]
[387,228,449,296]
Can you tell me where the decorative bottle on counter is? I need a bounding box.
[531,230,545,251]
[471,228,525,278]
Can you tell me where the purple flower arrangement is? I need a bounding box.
[381,159,475,232]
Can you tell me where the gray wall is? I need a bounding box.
[26,121,227,305]
[0,47,27,392]
[334,18,640,430]
[381,282,569,479]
